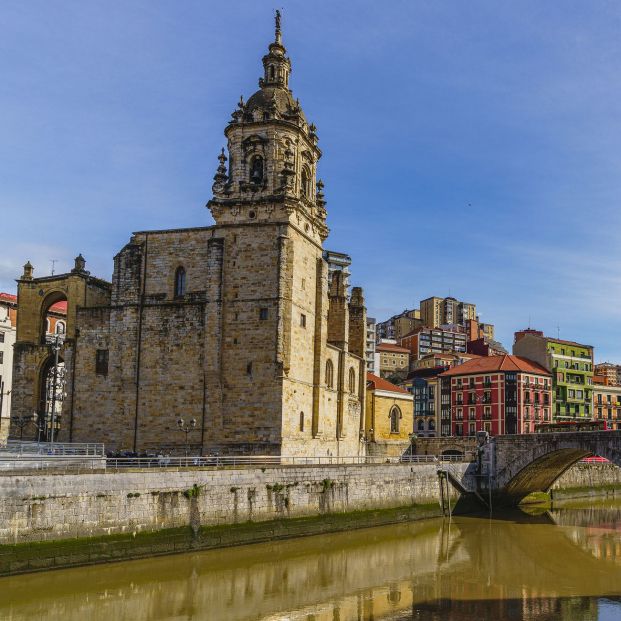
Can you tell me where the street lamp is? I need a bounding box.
[10,413,36,441]
[177,417,197,457]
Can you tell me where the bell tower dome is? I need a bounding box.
[207,11,328,242]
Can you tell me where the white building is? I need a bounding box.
[0,293,17,444]
[366,317,377,373]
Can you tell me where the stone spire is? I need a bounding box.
[207,12,328,242]
[260,9,291,89]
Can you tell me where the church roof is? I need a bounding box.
[366,373,410,395]
[245,85,305,121]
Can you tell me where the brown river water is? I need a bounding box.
[1,501,621,620]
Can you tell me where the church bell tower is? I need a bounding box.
[207,11,328,242]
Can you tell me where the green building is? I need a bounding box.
[513,330,593,421]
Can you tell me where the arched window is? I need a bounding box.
[299,411,304,432]
[348,367,356,394]
[390,406,401,434]
[269,65,275,80]
[174,267,186,298]
[325,360,334,388]
[250,155,263,183]
[55,321,65,335]
[417,419,425,432]
[301,167,310,198]
[429,419,435,431]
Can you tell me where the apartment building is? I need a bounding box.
[440,355,552,436]
[513,330,594,421]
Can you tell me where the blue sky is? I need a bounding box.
[1,1,621,360]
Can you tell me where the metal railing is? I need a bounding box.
[104,453,475,469]
[2,440,105,457]
[0,456,106,473]
[0,452,475,474]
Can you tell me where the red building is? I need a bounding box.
[439,354,552,436]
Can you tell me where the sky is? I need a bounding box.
[1,1,621,360]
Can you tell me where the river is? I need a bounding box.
[2,500,621,620]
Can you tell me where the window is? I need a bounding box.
[95,349,109,376]
[299,412,304,432]
[174,267,186,297]
[55,321,65,335]
[417,419,424,431]
[246,362,253,376]
[259,308,268,320]
[250,155,264,183]
[0,352,3,364]
[390,406,401,433]
[300,313,307,328]
[349,367,356,393]
[325,360,334,388]
[0,332,4,343]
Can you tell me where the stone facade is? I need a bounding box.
[10,16,366,457]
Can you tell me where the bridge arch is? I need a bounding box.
[493,432,621,503]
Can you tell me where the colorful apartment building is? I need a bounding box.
[592,376,620,430]
[403,367,446,438]
[513,330,594,421]
[439,355,552,436]
[398,326,467,361]
[594,362,620,387]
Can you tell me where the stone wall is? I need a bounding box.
[552,461,621,498]
[0,463,462,547]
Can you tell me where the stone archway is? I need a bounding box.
[36,354,66,442]
[9,256,111,441]
[491,431,621,503]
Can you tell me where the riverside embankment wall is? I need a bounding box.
[552,462,621,499]
[0,462,471,575]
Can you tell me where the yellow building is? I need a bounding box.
[593,376,621,430]
[376,343,410,378]
[365,372,413,457]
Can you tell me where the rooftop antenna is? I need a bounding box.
[557,324,560,339]
[50,259,58,276]
[528,314,531,329]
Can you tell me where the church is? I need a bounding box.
[10,14,367,457]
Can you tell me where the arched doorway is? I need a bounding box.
[36,292,68,442]
[37,354,66,442]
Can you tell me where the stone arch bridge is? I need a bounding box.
[416,431,621,505]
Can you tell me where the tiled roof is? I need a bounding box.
[49,300,67,314]
[366,372,410,395]
[376,343,410,354]
[439,354,551,377]
[0,292,17,303]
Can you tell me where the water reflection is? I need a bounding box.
[1,502,621,620]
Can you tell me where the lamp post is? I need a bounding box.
[10,413,35,442]
[176,417,197,457]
